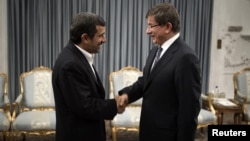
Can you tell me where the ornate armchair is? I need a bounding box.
[197,93,217,129]
[109,66,143,141]
[0,73,11,141]
[11,66,56,140]
[233,67,250,124]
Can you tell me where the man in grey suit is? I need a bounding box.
[52,12,124,141]
[118,3,201,141]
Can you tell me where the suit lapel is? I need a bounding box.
[144,46,158,77]
[68,42,105,99]
[92,65,105,99]
[69,42,103,88]
[92,65,102,85]
[144,42,178,89]
[69,43,98,81]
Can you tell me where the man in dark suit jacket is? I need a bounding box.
[118,3,201,141]
[52,12,124,141]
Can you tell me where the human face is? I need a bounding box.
[146,16,167,46]
[87,25,106,53]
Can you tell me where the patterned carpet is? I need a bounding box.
[0,113,242,141]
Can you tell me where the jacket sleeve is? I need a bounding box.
[118,76,144,104]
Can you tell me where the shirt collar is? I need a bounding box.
[74,44,95,65]
[160,33,180,57]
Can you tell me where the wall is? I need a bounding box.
[0,0,8,73]
[209,0,250,98]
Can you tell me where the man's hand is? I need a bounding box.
[115,94,128,114]
[118,94,128,107]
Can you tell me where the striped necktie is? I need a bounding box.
[152,47,163,69]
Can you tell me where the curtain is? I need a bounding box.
[8,0,213,101]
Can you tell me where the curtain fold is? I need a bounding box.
[8,0,213,101]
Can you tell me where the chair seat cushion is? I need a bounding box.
[111,106,141,128]
[0,111,10,131]
[198,109,217,124]
[12,110,55,131]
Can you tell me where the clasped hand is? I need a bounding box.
[114,94,128,114]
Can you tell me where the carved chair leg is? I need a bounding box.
[111,127,117,141]
[12,131,18,141]
[3,132,7,141]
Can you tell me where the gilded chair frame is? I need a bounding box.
[11,66,55,140]
[0,73,11,141]
[109,66,142,141]
[233,67,250,124]
[197,93,217,129]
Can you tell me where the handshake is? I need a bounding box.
[114,94,128,114]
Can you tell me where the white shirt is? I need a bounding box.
[74,44,96,77]
[151,33,180,70]
[159,32,180,58]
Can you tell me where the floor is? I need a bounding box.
[0,112,245,141]
[105,128,208,141]
[105,124,210,141]
[105,112,243,141]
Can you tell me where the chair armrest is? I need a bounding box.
[11,94,23,122]
[3,94,10,109]
[15,94,23,103]
[3,94,10,104]
[3,94,12,121]
[202,93,216,114]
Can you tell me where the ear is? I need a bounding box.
[165,22,173,33]
[81,33,90,43]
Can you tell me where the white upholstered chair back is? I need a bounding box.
[0,73,11,140]
[110,66,142,106]
[20,68,54,109]
[234,68,250,102]
[0,73,7,107]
